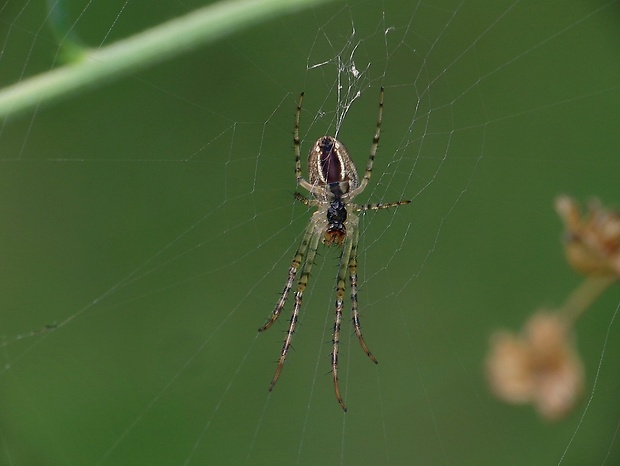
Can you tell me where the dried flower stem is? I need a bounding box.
[561,274,616,324]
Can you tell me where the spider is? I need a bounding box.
[259,88,410,411]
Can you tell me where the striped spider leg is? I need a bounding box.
[259,88,410,411]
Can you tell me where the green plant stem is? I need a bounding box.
[0,0,333,119]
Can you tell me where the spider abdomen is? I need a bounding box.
[308,136,359,195]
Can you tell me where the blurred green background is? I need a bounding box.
[1,0,620,464]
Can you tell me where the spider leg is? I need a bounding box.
[259,221,314,332]
[294,192,319,207]
[355,199,411,212]
[294,92,304,186]
[349,222,378,364]
[267,225,322,391]
[331,229,355,412]
[347,87,384,199]
[293,92,319,196]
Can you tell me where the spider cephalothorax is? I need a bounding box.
[325,198,347,245]
[258,88,410,411]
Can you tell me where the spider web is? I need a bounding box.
[1,0,620,464]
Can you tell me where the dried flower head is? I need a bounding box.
[486,312,584,420]
[555,196,620,276]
